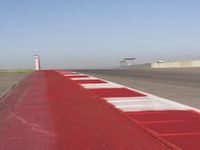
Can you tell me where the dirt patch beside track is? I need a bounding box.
[0,72,30,98]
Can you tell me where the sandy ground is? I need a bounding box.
[0,72,30,98]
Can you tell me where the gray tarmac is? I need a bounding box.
[77,68,200,109]
[0,72,29,98]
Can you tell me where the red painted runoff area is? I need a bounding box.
[0,71,57,150]
[0,70,175,150]
[87,88,146,97]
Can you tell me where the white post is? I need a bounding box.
[34,55,41,70]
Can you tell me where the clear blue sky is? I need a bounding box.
[1,0,200,69]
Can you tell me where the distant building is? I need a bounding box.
[157,60,165,63]
[120,58,136,67]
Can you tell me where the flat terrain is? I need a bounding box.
[77,68,200,109]
[0,70,174,150]
[0,70,200,149]
[0,71,30,98]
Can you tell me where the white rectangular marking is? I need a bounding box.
[71,77,98,80]
[113,99,189,112]
[64,74,84,76]
[81,83,123,89]
[105,97,151,102]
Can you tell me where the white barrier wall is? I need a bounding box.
[151,60,200,68]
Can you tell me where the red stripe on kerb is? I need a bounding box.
[125,110,200,150]
[126,110,200,123]
[143,120,200,135]
[126,110,200,149]
[163,134,200,150]
[88,88,146,97]
[72,80,107,84]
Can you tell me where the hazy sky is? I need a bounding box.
[1,0,200,69]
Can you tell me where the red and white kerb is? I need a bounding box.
[56,70,200,150]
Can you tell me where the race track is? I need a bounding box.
[77,68,200,109]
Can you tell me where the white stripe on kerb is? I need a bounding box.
[115,100,189,112]
[80,83,123,89]
[106,96,188,112]
[105,97,150,102]
[71,77,98,80]
[64,74,84,76]
[58,71,200,113]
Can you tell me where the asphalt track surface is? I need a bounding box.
[77,68,200,109]
[0,72,28,98]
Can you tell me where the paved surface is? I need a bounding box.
[0,72,29,98]
[77,68,200,109]
[68,70,200,149]
[0,70,177,150]
[1,70,200,149]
